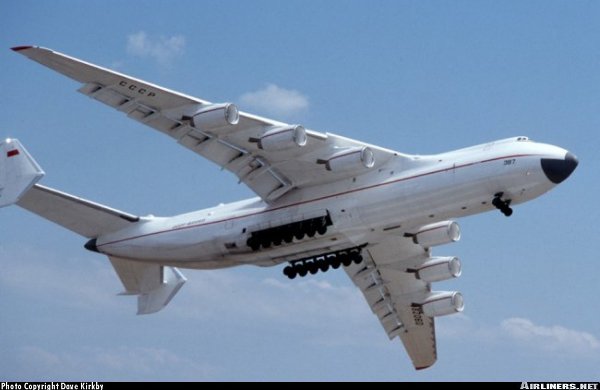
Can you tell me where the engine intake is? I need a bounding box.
[258,125,307,150]
[412,221,460,248]
[319,147,375,172]
[420,291,464,317]
[190,103,239,130]
[416,257,461,283]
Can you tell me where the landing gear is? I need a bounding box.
[492,192,513,217]
[318,261,329,272]
[298,266,308,277]
[330,255,341,269]
[247,215,332,251]
[317,224,327,236]
[283,265,297,279]
[282,245,366,279]
[247,236,261,251]
[282,227,294,243]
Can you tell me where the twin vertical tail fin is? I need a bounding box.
[0,139,45,208]
[2,138,186,315]
[110,256,187,315]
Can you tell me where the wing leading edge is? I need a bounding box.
[12,45,407,203]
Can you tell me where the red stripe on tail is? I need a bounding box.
[7,149,20,157]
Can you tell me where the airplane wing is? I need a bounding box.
[344,235,441,370]
[12,46,405,202]
[18,184,139,238]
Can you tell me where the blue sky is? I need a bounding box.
[1,0,599,381]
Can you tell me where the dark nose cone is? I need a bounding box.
[541,152,579,184]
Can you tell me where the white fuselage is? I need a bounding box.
[95,137,568,269]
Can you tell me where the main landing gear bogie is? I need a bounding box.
[492,192,513,217]
[283,246,365,279]
[247,215,331,251]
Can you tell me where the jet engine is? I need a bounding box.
[416,256,461,283]
[190,103,239,130]
[321,147,375,171]
[258,125,307,150]
[413,221,460,247]
[421,291,464,317]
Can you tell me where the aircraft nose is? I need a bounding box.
[541,152,579,184]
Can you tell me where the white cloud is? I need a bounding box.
[171,270,382,348]
[239,83,309,118]
[92,346,216,378]
[175,271,369,326]
[173,267,384,348]
[0,245,121,311]
[436,315,600,360]
[19,346,62,368]
[12,345,216,381]
[0,244,375,346]
[501,317,600,356]
[126,31,186,66]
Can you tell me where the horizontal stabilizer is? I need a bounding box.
[0,139,44,208]
[18,184,139,238]
[109,256,187,315]
[138,267,187,314]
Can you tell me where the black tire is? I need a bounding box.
[308,262,319,275]
[492,197,503,209]
[318,261,330,272]
[283,229,294,243]
[296,265,308,277]
[341,255,352,267]
[294,228,304,240]
[283,266,296,279]
[317,225,327,235]
[352,254,363,264]
[247,237,260,251]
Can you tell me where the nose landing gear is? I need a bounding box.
[492,192,513,217]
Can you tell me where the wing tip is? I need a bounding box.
[11,45,34,52]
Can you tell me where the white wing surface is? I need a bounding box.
[13,46,403,202]
[345,236,440,370]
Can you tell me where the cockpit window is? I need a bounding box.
[516,137,530,142]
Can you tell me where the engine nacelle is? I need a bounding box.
[322,147,375,171]
[416,257,461,283]
[258,125,307,150]
[191,103,239,130]
[413,221,460,248]
[421,291,464,317]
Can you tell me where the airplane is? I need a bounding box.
[1,45,578,370]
